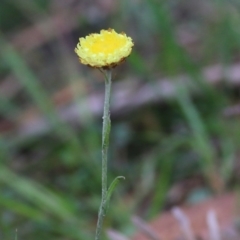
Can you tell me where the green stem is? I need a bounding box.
[95,69,112,240]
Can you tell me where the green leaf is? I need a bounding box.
[105,176,125,213]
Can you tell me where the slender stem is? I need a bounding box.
[95,69,112,240]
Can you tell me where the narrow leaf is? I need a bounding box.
[105,176,125,213]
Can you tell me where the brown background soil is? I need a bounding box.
[133,193,237,240]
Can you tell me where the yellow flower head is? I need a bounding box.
[75,29,134,68]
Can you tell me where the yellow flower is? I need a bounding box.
[75,29,134,68]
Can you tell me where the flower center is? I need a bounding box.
[86,32,127,54]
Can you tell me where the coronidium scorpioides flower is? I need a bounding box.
[75,29,134,68]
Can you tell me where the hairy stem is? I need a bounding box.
[95,69,112,240]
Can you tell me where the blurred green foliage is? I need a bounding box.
[0,0,49,32]
[1,0,240,239]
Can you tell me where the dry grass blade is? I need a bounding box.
[207,210,221,240]
[132,216,161,240]
[171,207,195,240]
[107,229,130,240]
